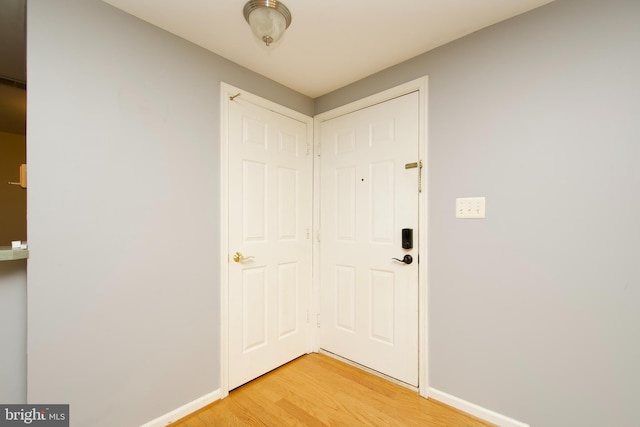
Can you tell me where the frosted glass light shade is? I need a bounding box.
[243,0,292,47]
[249,7,286,46]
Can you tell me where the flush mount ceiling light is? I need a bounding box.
[243,0,292,47]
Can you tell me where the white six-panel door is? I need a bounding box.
[226,95,312,390]
[319,92,420,387]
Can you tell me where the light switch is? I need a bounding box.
[456,197,486,219]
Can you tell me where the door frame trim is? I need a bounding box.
[312,76,429,397]
[219,82,314,398]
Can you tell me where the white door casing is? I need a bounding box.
[318,91,420,387]
[221,84,313,393]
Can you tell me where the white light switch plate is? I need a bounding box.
[456,197,486,219]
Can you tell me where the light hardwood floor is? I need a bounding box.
[171,353,494,426]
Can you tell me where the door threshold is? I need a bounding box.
[318,349,419,393]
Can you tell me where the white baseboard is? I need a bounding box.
[139,386,525,427]
[140,389,221,427]
[427,387,529,427]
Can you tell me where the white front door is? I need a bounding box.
[226,92,312,390]
[319,92,420,386]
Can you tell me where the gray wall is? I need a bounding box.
[0,260,27,404]
[25,0,640,426]
[319,0,640,426]
[26,1,311,426]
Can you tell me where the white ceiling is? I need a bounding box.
[102,0,554,98]
[0,0,556,136]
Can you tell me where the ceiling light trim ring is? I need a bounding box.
[243,0,292,29]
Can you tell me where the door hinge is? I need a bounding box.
[306,228,310,240]
[316,314,321,328]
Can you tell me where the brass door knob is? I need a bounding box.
[233,252,254,263]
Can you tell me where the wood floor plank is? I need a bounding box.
[276,365,377,425]
[170,353,495,427]
[274,399,328,427]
